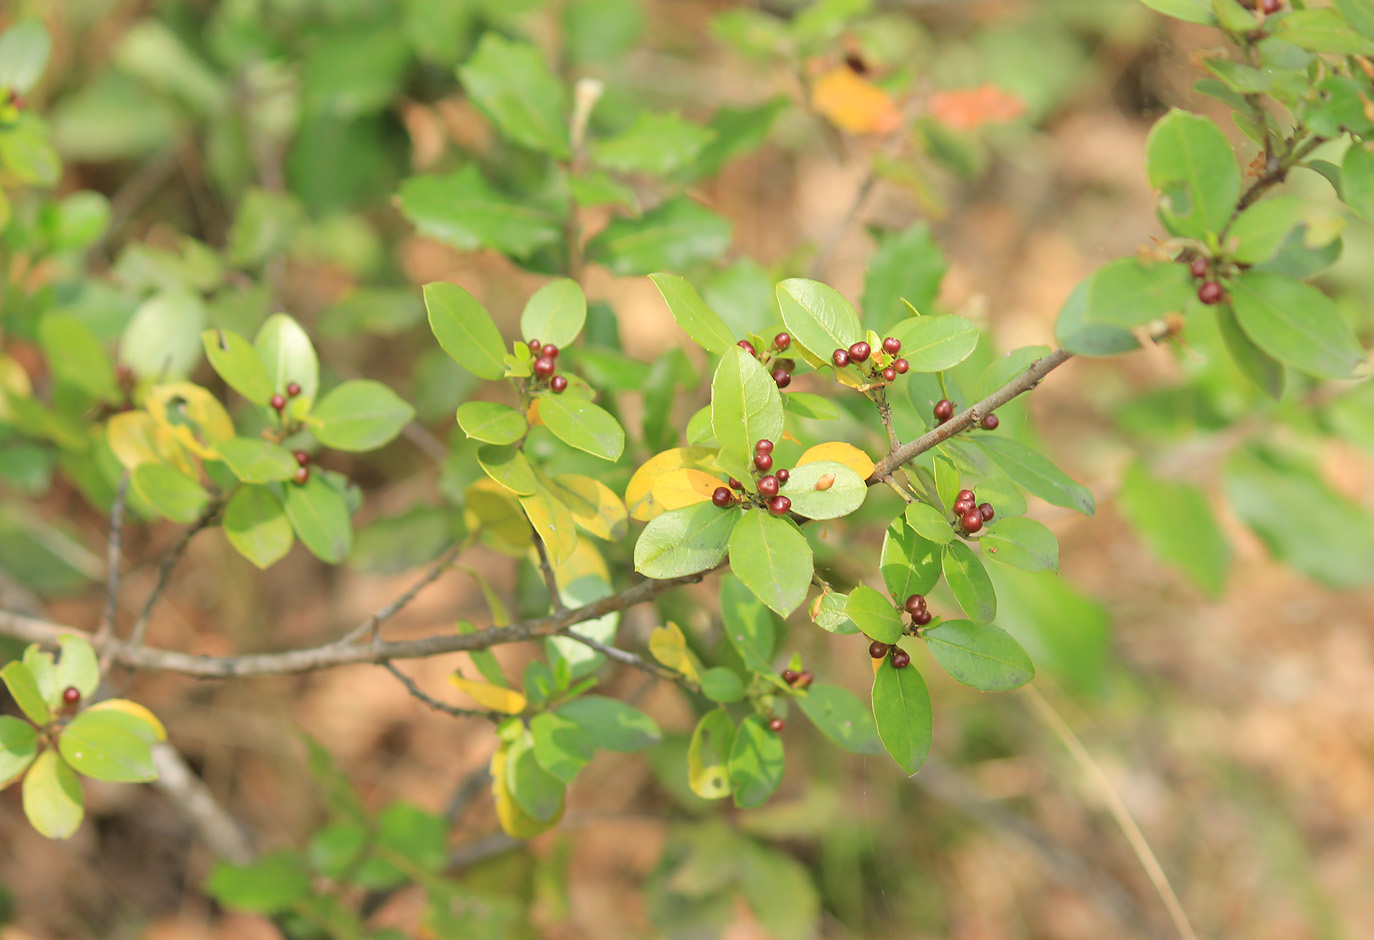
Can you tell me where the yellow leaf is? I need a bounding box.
[463,479,530,555]
[491,743,562,838]
[625,447,719,521]
[649,622,702,682]
[526,397,543,427]
[87,699,167,742]
[796,441,875,479]
[542,538,611,590]
[811,67,902,135]
[449,675,527,714]
[550,473,628,541]
[144,382,235,459]
[106,411,194,475]
[0,353,32,421]
[649,468,722,513]
[520,483,578,566]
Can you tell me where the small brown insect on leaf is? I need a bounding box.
[815,472,836,491]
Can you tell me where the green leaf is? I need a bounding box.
[530,711,594,784]
[521,279,586,348]
[58,711,156,782]
[688,709,735,799]
[507,733,566,821]
[711,345,784,483]
[650,272,736,355]
[592,111,715,176]
[634,500,736,578]
[979,517,1059,572]
[1218,303,1285,399]
[587,196,732,275]
[973,436,1095,515]
[1117,461,1229,597]
[739,843,820,940]
[885,315,980,372]
[202,328,274,404]
[692,96,789,179]
[1064,257,1195,331]
[456,401,527,445]
[400,166,561,258]
[1335,0,1374,37]
[38,314,117,402]
[880,517,941,599]
[871,658,932,775]
[215,438,298,483]
[424,281,508,381]
[943,540,997,623]
[782,392,840,420]
[569,170,638,210]
[254,313,319,403]
[845,584,903,644]
[975,345,1052,400]
[779,459,868,520]
[1230,271,1365,379]
[720,572,776,672]
[120,290,206,379]
[923,620,1034,691]
[1229,195,1303,264]
[1145,109,1240,238]
[700,667,746,703]
[206,851,311,913]
[284,473,353,563]
[22,750,83,839]
[776,277,863,365]
[458,34,570,157]
[557,695,662,751]
[0,19,52,93]
[1342,143,1374,223]
[53,635,99,701]
[0,716,38,788]
[538,394,625,460]
[355,802,448,887]
[1054,274,1140,357]
[904,501,955,544]
[226,187,303,267]
[224,485,293,568]
[810,590,859,635]
[1139,0,1213,24]
[310,380,414,452]
[863,222,947,326]
[728,510,812,617]
[728,715,784,809]
[1276,9,1374,55]
[131,463,208,523]
[795,683,882,754]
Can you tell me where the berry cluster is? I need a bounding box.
[780,668,814,689]
[292,449,311,485]
[934,398,999,430]
[952,487,994,534]
[527,340,569,393]
[270,380,304,413]
[902,593,932,629]
[868,640,911,669]
[737,333,796,389]
[1186,256,1224,305]
[831,336,909,385]
[715,440,793,515]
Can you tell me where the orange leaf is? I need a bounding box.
[796,441,875,479]
[928,84,1024,131]
[650,468,723,513]
[811,67,902,135]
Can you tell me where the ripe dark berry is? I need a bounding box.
[911,608,932,627]
[795,670,814,689]
[882,336,902,355]
[294,466,310,485]
[957,489,975,503]
[540,344,559,360]
[768,717,785,732]
[772,368,791,389]
[832,349,850,368]
[1189,258,1208,279]
[767,495,791,515]
[270,393,286,411]
[891,649,911,669]
[293,450,310,467]
[775,468,789,484]
[712,486,734,507]
[953,498,976,516]
[782,668,800,684]
[869,641,890,659]
[754,452,773,472]
[550,375,568,393]
[893,358,909,374]
[1198,281,1223,305]
[848,341,871,363]
[774,333,791,351]
[62,686,80,705]
[737,340,756,356]
[961,510,984,533]
[286,382,302,398]
[729,477,744,490]
[978,502,995,522]
[1261,0,1281,12]
[528,338,542,352]
[904,594,926,615]
[981,414,1000,430]
[758,475,780,497]
[881,367,897,382]
[755,439,774,454]
[533,355,556,378]
[933,399,954,422]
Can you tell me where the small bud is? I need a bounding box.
[815,472,835,491]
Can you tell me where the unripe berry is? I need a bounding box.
[62,686,80,705]
[541,344,559,360]
[832,349,850,368]
[294,466,310,485]
[270,393,286,411]
[729,477,744,491]
[767,495,791,515]
[869,640,890,659]
[882,336,901,355]
[933,399,954,422]
[1198,281,1223,305]
[848,341,871,363]
[961,510,983,533]
[775,468,789,484]
[892,358,909,374]
[712,486,734,507]
[782,668,800,684]
[549,375,568,393]
[981,414,1000,430]
[533,355,556,378]
[758,475,780,497]
[737,340,756,356]
[772,368,791,389]
[1189,257,1208,279]
[881,367,897,382]
[774,333,791,351]
[293,450,310,467]
[891,649,911,669]
[286,382,302,398]
[754,452,773,472]
[911,608,932,627]
[755,439,774,454]
[768,717,785,732]
[978,502,995,522]
[904,594,926,615]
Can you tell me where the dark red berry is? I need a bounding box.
[774,333,791,351]
[957,489,975,503]
[795,670,814,689]
[767,495,791,515]
[892,358,909,374]
[293,450,310,467]
[294,466,310,485]
[869,640,890,659]
[891,649,911,669]
[758,475,780,497]
[978,502,995,522]
[541,344,559,360]
[768,717,785,732]
[881,367,897,382]
[533,355,556,378]
[755,439,774,454]
[772,369,791,389]
[286,382,302,398]
[754,452,773,472]
[712,486,734,507]
[550,375,568,393]
[911,609,932,627]
[729,477,744,491]
[782,668,800,684]
[961,510,983,533]
[62,686,80,705]
[737,340,756,356]
[981,414,1000,430]
[882,337,901,355]
[953,498,976,516]
[832,349,850,368]
[904,594,926,615]
[934,399,954,422]
[1198,281,1223,305]
[270,393,286,411]
[1189,258,1208,279]
[1261,0,1281,12]
[848,341,871,362]
[528,338,542,352]
[775,468,789,484]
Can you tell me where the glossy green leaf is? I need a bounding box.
[521,279,586,348]
[1054,274,1140,357]
[1,661,49,725]
[863,221,947,326]
[58,711,156,782]
[224,485,293,568]
[776,277,863,365]
[871,658,932,775]
[700,667,746,703]
[1334,0,1374,37]
[688,709,735,800]
[131,463,208,523]
[1342,144,1374,222]
[39,315,117,402]
[720,572,775,672]
[904,501,955,544]
[795,683,881,754]
[1218,303,1285,399]
[782,392,840,420]
[284,474,352,563]
[53,635,99,701]
[634,500,736,578]
[22,750,83,839]
[1117,461,1229,596]
[1062,257,1195,330]
[979,517,1058,572]
[711,345,784,483]
[845,584,904,644]
[0,716,38,788]
[477,443,538,495]
[458,34,570,156]
[530,711,594,784]
[206,851,311,913]
[650,273,736,355]
[0,19,52,93]
[974,436,1094,515]
[728,715,784,809]
[943,539,997,622]
[311,380,414,452]
[886,315,980,372]
[779,459,867,520]
[456,401,527,445]
[728,510,812,617]
[400,167,561,258]
[1229,195,1303,264]
[216,438,297,483]
[558,695,662,751]
[120,290,206,380]
[879,517,941,599]
[1146,109,1239,238]
[424,281,507,381]
[538,393,625,460]
[254,313,318,403]
[923,620,1034,691]
[1230,271,1365,379]
[22,648,56,707]
[587,196,732,275]
[202,328,273,404]
[592,111,715,176]
[811,590,859,635]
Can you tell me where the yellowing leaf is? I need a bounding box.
[87,699,168,742]
[463,479,530,555]
[106,411,194,475]
[796,441,875,479]
[491,743,561,838]
[526,396,543,427]
[449,674,527,714]
[551,473,628,541]
[649,468,722,513]
[544,538,611,589]
[625,447,719,521]
[520,484,578,566]
[0,353,33,420]
[928,84,1024,131]
[811,67,902,135]
[144,382,235,459]
[649,622,702,682]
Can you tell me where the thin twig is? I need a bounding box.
[93,472,130,658]
[340,544,463,646]
[560,629,691,685]
[531,525,567,615]
[381,662,499,721]
[124,500,225,654]
[151,743,256,865]
[444,765,493,824]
